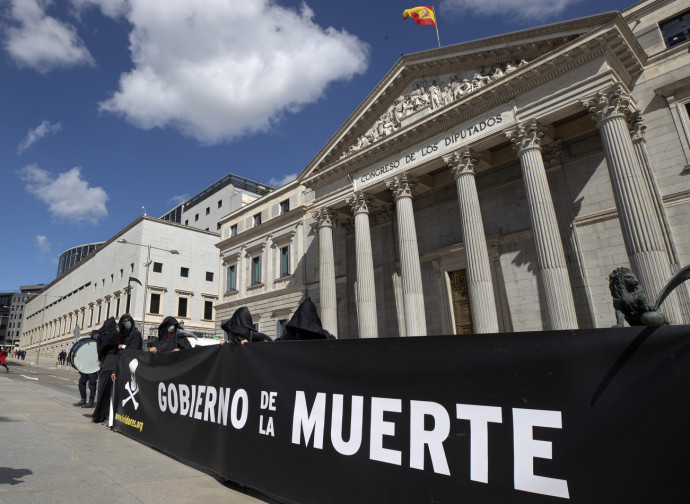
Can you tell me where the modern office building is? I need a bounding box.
[6,285,45,348]
[0,292,13,345]
[161,173,274,233]
[21,217,220,362]
[57,243,103,277]
[216,0,690,339]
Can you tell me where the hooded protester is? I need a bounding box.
[277,297,335,341]
[150,316,192,353]
[91,317,123,423]
[220,307,272,345]
[117,314,142,352]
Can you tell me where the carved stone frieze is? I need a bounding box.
[582,83,636,124]
[339,60,528,159]
[506,119,545,154]
[347,192,373,215]
[386,174,417,200]
[443,148,478,177]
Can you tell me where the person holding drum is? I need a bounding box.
[149,316,192,353]
[71,331,98,407]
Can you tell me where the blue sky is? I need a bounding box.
[0,0,633,292]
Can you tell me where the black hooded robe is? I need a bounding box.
[277,297,335,341]
[92,317,123,423]
[151,316,192,353]
[221,307,272,344]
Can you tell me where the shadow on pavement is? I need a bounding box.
[0,467,33,485]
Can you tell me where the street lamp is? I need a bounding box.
[116,239,179,340]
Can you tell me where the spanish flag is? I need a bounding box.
[402,6,436,28]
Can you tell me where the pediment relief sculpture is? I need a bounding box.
[339,59,528,160]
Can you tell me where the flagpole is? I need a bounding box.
[433,5,440,48]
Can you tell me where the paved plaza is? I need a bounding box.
[0,361,282,504]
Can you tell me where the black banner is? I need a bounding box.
[113,326,690,503]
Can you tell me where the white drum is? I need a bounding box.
[71,338,100,374]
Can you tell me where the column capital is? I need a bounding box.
[443,148,478,178]
[347,191,373,215]
[542,140,563,168]
[506,118,544,154]
[312,207,335,228]
[582,83,635,125]
[627,110,646,143]
[340,218,355,235]
[375,203,394,224]
[385,173,417,200]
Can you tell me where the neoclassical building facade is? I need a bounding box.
[217,0,690,339]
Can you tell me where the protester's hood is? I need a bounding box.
[118,314,135,334]
[279,297,335,340]
[221,307,272,343]
[96,317,122,360]
[157,316,180,338]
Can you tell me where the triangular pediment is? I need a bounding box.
[299,10,643,187]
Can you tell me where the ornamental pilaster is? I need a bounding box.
[506,121,578,330]
[442,148,499,334]
[386,175,426,336]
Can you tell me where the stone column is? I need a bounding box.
[583,84,678,318]
[443,148,499,334]
[506,119,578,330]
[628,112,688,322]
[347,192,378,339]
[313,208,338,337]
[386,174,427,337]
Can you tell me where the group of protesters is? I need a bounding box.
[71,296,333,426]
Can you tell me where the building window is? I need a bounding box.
[230,224,238,237]
[153,262,163,273]
[97,305,102,324]
[206,207,210,215]
[218,200,222,208]
[130,263,134,272]
[206,271,214,281]
[119,269,123,278]
[150,293,161,314]
[661,10,690,48]
[204,301,213,320]
[195,213,199,222]
[280,245,290,277]
[217,223,221,230]
[180,267,189,278]
[185,219,189,226]
[226,264,237,291]
[253,213,262,227]
[280,199,290,214]
[276,319,288,339]
[177,297,188,318]
[251,256,261,285]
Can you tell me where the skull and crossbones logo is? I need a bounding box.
[122,359,140,410]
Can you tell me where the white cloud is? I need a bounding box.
[17,120,63,153]
[269,173,298,188]
[441,0,582,21]
[19,164,108,224]
[167,194,189,207]
[3,0,95,73]
[36,235,51,253]
[84,0,369,144]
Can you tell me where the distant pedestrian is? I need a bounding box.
[0,348,9,373]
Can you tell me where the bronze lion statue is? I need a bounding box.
[609,267,668,327]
